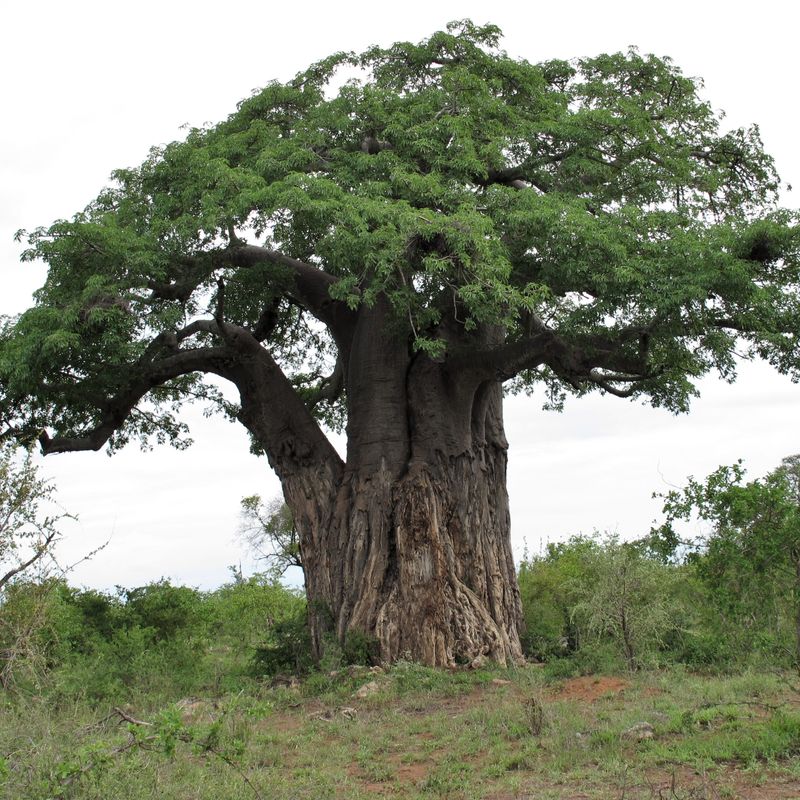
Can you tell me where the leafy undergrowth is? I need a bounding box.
[3,664,800,799]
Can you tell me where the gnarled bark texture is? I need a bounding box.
[303,384,523,668]
[232,299,525,667]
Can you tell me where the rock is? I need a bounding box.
[622,722,655,741]
[470,655,488,669]
[339,707,358,719]
[368,665,384,675]
[491,678,512,686]
[354,680,384,699]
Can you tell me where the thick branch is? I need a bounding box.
[39,315,282,455]
[448,332,554,381]
[147,244,357,354]
[449,323,654,394]
[213,244,357,347]
[147,256,210,303]
[483,167,551,195]
[361,135,392,154]
[39,345,234,454]
[39,318,344,494]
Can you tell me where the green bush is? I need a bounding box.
[542,642,624,680]
[518,534,719,671]
[66,588,123,642]
[0,580,74,691]
[123,581,205,641]
[342,630,380,666]
[666,628,736,670]
[517,558,570,660]
[209,574,306,649]
[250,611,313,677]
[518,536,607,661]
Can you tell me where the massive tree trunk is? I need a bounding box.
[305,384,523,667]
[231,301,525,667]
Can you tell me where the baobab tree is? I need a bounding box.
[1,21,798,666]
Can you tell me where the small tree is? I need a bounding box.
[0,442,72,688]
[239,495,302,578]
[659,457,800,668]
[568,536,678,670]
[0,443,65,592]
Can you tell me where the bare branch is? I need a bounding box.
[0,531,58,591]
[449,321,655,396]
[483,167,551,195]
[586,378,636,398]
[113,707,153,727]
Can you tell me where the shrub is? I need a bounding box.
[250,611,313,677]
[123,581,205,641]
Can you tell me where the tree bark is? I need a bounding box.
[307,387,525,668]
[240,299,526,667]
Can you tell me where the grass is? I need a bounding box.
[2,665,800,799]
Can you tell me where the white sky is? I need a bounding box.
[1,0,798,590]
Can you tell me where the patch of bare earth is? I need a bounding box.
[548,675,630,703]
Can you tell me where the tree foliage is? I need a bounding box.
[657,456,800,666]
[1,20,797,450]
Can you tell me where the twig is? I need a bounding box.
[113,707,153,727]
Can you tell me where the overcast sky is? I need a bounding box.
[1,1,798,590]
